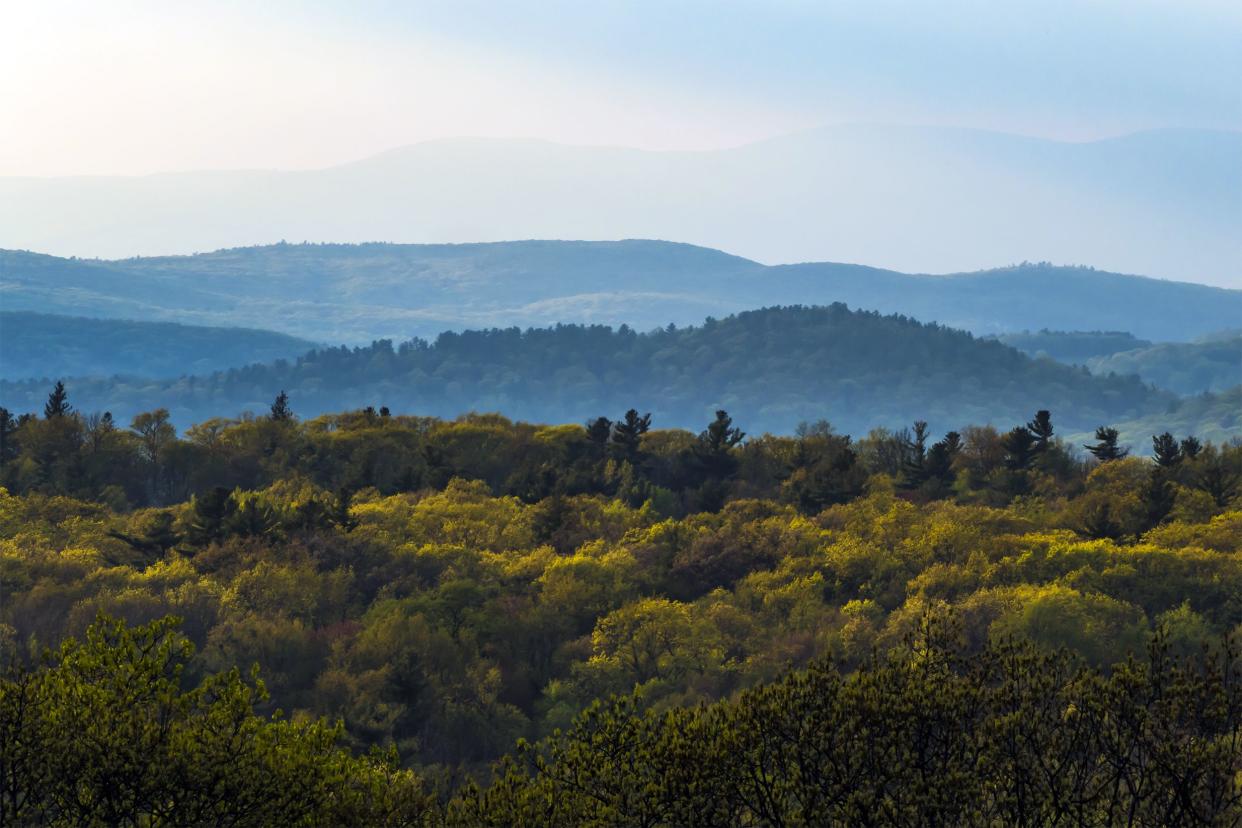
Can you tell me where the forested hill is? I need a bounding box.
[993,329,1242,396]
[0,304,1176,436]
[993,330,1154,363]
[1083,335,1242,396]
[4,240,1240,343]
[0,312,316,381]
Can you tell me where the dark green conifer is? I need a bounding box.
[44,381,72,418]
[1151,432,1182,467]
[1085,426,1127,462]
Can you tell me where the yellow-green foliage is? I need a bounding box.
[1,474,1239,779]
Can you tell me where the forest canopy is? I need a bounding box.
[2,383,1241,822]
[0,305,1195,438]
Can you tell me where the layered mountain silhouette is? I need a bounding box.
[2,125,1238,287]
[3,239,1239,344]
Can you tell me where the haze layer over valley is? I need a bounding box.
[4,125,1239,289]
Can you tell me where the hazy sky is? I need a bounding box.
[2,0,1239,177]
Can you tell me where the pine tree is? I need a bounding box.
[1151,432,1182,467]
[585,417,613,447]
[699,410,745,454]
[1027,410,1054,451]
[1001,426,1037,471]
[900,421,929,487]
[1085,426,1127,462]
[611,409,651,460]
[185,487,235,546]
[925,431,961,486]
[1179,436,1203,459]
[0,407,16,466]
[332,487,359,532]
[270,391,293,421]
[44,381,72,418]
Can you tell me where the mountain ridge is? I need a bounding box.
[3,241,1239,344]
[2,124,1237,286]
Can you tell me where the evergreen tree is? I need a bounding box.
[1197,448,1240,508]
[611,409,651,460]
[1143,471,1177,528]
[1151,432,1182,467]
[924,432,961,487]
[44,381,72,418]
[0,407,17,466]
[585,417,613,448]
[332,487,359,532]
[107,512,182,561]
[270,390,293,421]
[1027,410,1054,451]
[185,487,236,546]
[900,421,929,488]
[1085,426,1127,462]
[1180,436,1203,459]
[699,410,745,455]
[1001,427,1037,471]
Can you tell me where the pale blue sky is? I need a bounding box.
[2,0,1239,175]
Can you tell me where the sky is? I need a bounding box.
[2,0,1240,177]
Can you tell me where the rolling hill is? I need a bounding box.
[1083,336,1242,396]
[0,305,1180,437]
[0,312,317,381]
[3,240,1240,345]
[1,126,1239,288]
[992,331,1154,363]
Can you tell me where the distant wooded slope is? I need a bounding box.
[0,312,316,381]
[3,239,1239,344]
[0,304,1182,438]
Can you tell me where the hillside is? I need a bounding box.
[990,330,1153,363]
[0,305,1176,436]
[1084,336,1242,396]
[0,312,316,381]
[4,240,1240,344]
[1079,387,1242,448]
[1,126,1239,286]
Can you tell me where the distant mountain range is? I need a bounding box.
[3,240,1240,344]
[0,305,1184,438]
[2,125,1239,288]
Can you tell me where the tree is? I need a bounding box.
[0,407,17,466]
[585,416,613,449]
[1027,410,1054,450]
[332,487,359,532]
[107,511,182,562]
[185,486,236,546]
[1195,446,1241,508]
[611,409,651,460]
[1001,426,1037,471]
[270,390,293,421]
[0,614,432,825]
[698,410,745,455]
[900,420,930,487]
[1180,436,1203,459]
[1151,432,1182,467]
[43,381,71,419]
[1084,426,1127,462]
[131,409,176,462]
[922,431,962,493]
